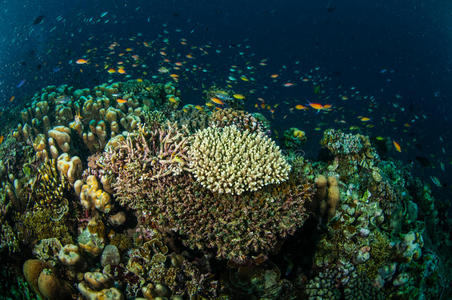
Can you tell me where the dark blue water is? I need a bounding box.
[1,0,451,202]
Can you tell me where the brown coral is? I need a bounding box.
[209,108,266,133]
[145,172,314,264]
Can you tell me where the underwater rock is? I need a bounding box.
[101,244,121,267]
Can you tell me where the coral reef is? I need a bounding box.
[1,80,450,299]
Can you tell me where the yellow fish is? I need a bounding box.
[233,94,245,100]
[168,96,178,103]
[393,141,402,152]
[210,97,224,105]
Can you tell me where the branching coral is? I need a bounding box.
[145,172,314,264]
[96,121,190,210]
[209,108,267,134]
[188,125,290,195]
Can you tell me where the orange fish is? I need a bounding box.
[117,68,126,74]
[107,68,116,74]
[160,51,167,56]
[169,74,179,78]
[323,104,332,109]
[270,74,279,78]
[9,96,15,102]
[186,54,194,59]
[283,82,295,87]
[295,104,308,110]
[0,136,3,144]
[308,103,324,110]
[393,141,402,152]
[75,59,88,64]
[210,97,224,105]
[117,98,127,104]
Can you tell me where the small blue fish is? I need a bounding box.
[17,80,26,88]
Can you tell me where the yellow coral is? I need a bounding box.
[188,125,290,195]
[57,153,82,184]
[80,175,112,213]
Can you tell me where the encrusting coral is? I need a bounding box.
[188,125,291,195]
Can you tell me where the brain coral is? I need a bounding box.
[188,125,290,195]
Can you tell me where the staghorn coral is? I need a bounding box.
[96,121,190,210]
[145,172,314,264]
[188,125,290,195]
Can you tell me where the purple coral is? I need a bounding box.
[98,122,190,211]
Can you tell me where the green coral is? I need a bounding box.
[16,208,74,246]
[357,230,393,280]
